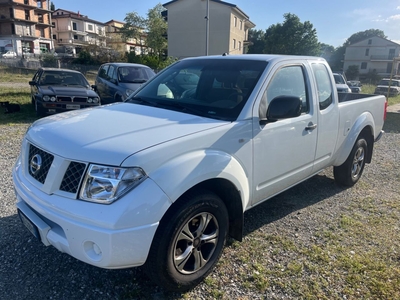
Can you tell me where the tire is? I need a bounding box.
[334,137,368,186]
[35,100,45,118]
[144,189,229,292]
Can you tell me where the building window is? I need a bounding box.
[74,35,78,40]
[73,22,77,30]
[37,1,42,8]
[52,22,55,28]
[365,49,369,56]
[11,24,15,35]
[38,14,43,23]
[88,24,93,31]
[368,39,372,45]
[53,34,56,39]
[240,20,243,30]
[25,10,30,20]
[40,28,45,37]
[238,41,242,51]
[24,0,28,4]
[234,16,237,27]
[361,62,367,69]
[233,39,236,50]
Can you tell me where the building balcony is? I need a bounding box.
[370,55,398,61]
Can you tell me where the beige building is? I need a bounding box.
[52,8,106,56]
[344,36,400,79]
[105,19,149,55]
[0,0,53,56]
[162,0,255,59]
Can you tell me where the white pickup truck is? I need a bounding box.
[13,54,386,291]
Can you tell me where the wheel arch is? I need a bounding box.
[333,112,375,166]
[159,179,244,242]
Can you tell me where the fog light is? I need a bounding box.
[83,241,102,261]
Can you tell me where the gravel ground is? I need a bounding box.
[0,114,399,299]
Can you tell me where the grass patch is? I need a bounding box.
[362,84,400,106]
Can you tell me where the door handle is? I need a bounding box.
[305,123,317,131]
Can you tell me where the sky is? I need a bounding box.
[54,0,400,47]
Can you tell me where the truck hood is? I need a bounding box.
[26,103,228,166]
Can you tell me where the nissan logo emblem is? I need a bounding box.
[30,154,42,175]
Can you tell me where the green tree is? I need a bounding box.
[345,65,360,80]
[146,4,168,59]
[121,12,146,46]
[247,29,267,54]
[263,13,320,56]
[50,1,55,11]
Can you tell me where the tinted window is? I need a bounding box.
[99,65,109,79]
[312,63,333,110]
[118,66,154,83]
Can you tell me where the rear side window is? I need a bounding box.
[312,63,333,110]
[99,65,109,79]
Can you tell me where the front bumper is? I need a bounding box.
[13,158,171,269]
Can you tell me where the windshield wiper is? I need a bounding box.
[127,96,159,107]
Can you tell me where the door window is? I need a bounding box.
[260,65,309,117]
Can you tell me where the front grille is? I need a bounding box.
[57,96,88,103]
[28,144,54,184]
[72,97,88,103]
[60,162,86,193]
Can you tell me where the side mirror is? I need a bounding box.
[28,80,36,86]
[91,84,97,91]
[265,96,302,122]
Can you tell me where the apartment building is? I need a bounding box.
[162,0,255,59]
[0,0,53,56]
[52,8,106,56]
[105,19,149,55]
[343,36,400,79]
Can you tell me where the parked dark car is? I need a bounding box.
[95,63,156,104]
[29,68,100,117]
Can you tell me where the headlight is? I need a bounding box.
[125,89,134,97]
[80,165,146,204]
[43,95,50,101]
[88,97,99,103]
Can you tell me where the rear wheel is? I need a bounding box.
[334,137,368,186]
[144,189,229,292]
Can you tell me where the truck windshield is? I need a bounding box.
[128,58,268,121]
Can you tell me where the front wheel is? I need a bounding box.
[334,137,368,186]
[144,189,229,292]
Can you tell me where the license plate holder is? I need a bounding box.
[18,209,40,240]
[66,104,80,110]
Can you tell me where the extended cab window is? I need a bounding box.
[312,63,333,110]
[262,65,309,116]
[99,65,109,79]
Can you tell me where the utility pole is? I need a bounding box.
[205,0,209,56]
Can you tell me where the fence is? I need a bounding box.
[0,57,100,76]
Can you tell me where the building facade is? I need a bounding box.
[52,9,106,56]
[162,0,255,59]
[344,36,400,79]
[105,19,148,56]
[0,0,53,56]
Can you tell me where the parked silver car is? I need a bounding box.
[333,73,351,93]
[95,63,156,104]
